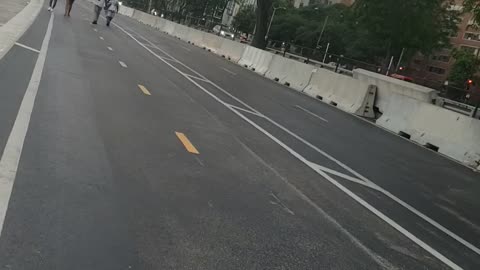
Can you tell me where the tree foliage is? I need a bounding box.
[448,49,480,85]
[232,5,256,34]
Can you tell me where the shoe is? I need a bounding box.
[48,7,51,11]
[92,21,97,24]
[106,21,110,27]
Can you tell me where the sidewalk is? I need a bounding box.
[0,0,30,27]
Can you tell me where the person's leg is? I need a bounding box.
[64,0,70,16]
[66,0,74,16]
[92,5,100,24]
[52,0,57,9]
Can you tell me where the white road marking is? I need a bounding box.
[135,34,208,81]
[99,36,104,40]
[183,74,209,82]
[221,67,236,76]
[228,104,264,117]
[180,45,191,51]
[119,61,127,68]
[0,13,54,236]
[295,105,328,122]
[14,42,40,53]
[93,28,98,32]
[113,22,466,269]
[107,46,113,51]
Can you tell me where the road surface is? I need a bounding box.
[0,1,479,269]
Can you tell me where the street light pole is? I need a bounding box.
[265,7,285,41]
[148,0,153,13]
[316,16,329,48]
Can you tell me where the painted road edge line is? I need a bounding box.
[119,61,127,68]
[175,132,199,154]
[138,84,151,96]
[107,46,113,51]
[0,12,54,236]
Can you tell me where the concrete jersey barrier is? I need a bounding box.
[239,46,274,75]
[353,69,438,113]
[201,32,223,52]
[265,55,315,91]
[304,69,373,114]
[377,94,480,167]
[217,39,246,62]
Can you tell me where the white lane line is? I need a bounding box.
[14,42,40,53]
[183,74,209,82]
[107,46,113,51]
[99,36,104,40]
[119,61,127,68]
[93,28,98,32]
[0,13,54,236]
[221,67,236,76]
[112,22,464,269]
[135,33,208,81]
[180,45,191,52]
[228,104,264,117]
[295,105,328,123]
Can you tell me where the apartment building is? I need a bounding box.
[407,1,480,88]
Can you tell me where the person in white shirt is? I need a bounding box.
[105,0,119,27]
[92,0,105,24]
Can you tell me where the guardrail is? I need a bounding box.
[436,97,479,118]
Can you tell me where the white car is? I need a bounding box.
[213,25,234,39]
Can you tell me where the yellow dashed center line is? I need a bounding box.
[138,84,151,96]
[175,132,199,154]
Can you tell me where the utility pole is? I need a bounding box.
[148,0,153,13]
[395,48,406,72]
[316,16,329,49]
[322,42,330,63]
[265,7,285,40]
[386,56,394,76]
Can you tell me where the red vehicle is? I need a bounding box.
[390,73,414,82]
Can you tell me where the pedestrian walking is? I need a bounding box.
[104,0,119,27]
[92,0,105,25]
[64,0,75,16]
[47,0,57,11]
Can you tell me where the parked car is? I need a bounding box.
[390,73,414,83]
[212,25,235,40]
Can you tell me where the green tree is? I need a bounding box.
[352,0,459,66]
[448,49,480,85]
[232,5,256,34]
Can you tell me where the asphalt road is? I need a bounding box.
[0,1,479,269]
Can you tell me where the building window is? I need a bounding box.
[464,32,480,42]
[431,55,450,62]
[428,66,446,75]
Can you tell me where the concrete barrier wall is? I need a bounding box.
[186,29,205,46]
[217,39,246,62]
[153,18,166,31]
[201,32,223,52]
[304,69,372,114]
[172,24,189,40]
[238,46,261,69]
[353,69,438,113]
[119,6,134,17]
[163,20,176,34]
[377,95,480,167]
[265,56,315,91]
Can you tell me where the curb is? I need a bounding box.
[0,0,44,61]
